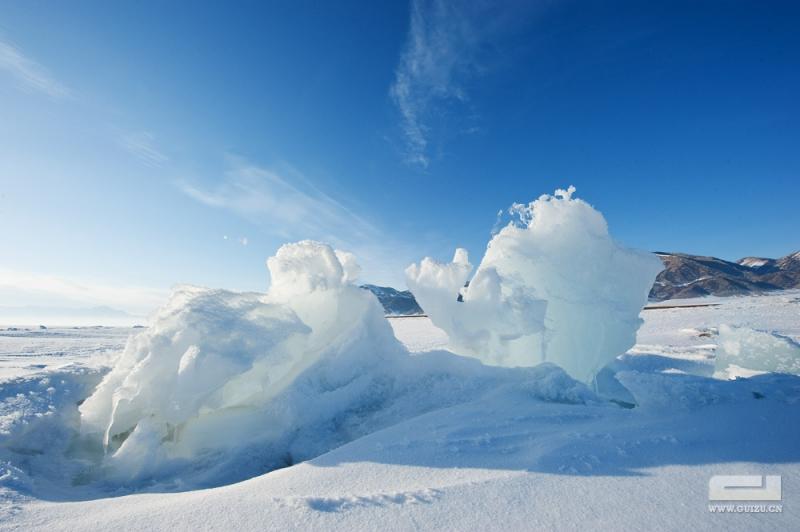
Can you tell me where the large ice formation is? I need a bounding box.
[78,241,405,483]
[406,186,663,383]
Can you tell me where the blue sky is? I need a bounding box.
[1,0,798,314]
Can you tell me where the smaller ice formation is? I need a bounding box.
[715,324,800,378]
[406,186,663,383]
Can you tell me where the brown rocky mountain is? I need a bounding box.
[649,250,800,300]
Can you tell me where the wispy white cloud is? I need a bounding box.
[390,0,484,167]
[177,157,419,286]
[390,0,536,167]
[0,39,71,99]
[119,131,169,167]
[178,156,380,245]
[0,268,166,316]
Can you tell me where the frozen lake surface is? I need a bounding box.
[1,291,798,530]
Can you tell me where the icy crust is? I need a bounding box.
[0,366,106,495]
[616,370,800,412]
[715,324,800,378]
[406,187,663,383]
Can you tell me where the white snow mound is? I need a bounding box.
[406,186,663,383]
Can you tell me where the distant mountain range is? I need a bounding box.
[650,250,800,300]
[363,250,800,315]
[361,284,424,316]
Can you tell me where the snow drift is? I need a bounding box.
[406,187,663,383]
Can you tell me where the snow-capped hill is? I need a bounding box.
[737,256,775,270]
[361,284,424,316]
[651,250,800,300]
[777,250,800,272]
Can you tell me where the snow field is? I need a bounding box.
[1,293,799,530]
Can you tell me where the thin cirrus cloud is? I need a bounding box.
[0,39,71,99]
[0,38,167,170]
[178,157,380,245]
[390,0,537,168]
[119,131,170,168]
[390,0,484,168]
[177,157,418,286]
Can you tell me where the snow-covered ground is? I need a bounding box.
[0,327,132,380]
[1,290,798,530]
